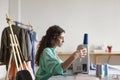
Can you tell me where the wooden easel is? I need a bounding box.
[5,16,33,80]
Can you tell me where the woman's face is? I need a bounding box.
[56,32,65,47]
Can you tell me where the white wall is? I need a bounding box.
[0,0,8,46]
[1,0,120,52]
[0,0,8,79]
[9,0,21,21]
[19,0,120,52]
[1,0,120,56]
[19,0,120,65]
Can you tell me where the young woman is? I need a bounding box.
[35,25,87,80]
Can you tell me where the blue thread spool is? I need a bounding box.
[104,64,108,76]
[83,33,88,45]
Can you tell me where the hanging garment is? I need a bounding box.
[0,25,32,69]
[27,29,38,74]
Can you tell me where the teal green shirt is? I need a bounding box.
[35,48,65,80]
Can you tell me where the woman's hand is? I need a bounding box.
[62,48,87,70]
[73,48,87,59]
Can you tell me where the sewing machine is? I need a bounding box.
[72,44,90,74]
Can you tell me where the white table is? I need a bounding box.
[90,52,120,64]
[49,65,120,80]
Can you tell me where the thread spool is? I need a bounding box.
[104,64,108,77]
[96,64,104,78]
[83,33,88,45]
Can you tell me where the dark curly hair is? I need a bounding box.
[35,25,65,66]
